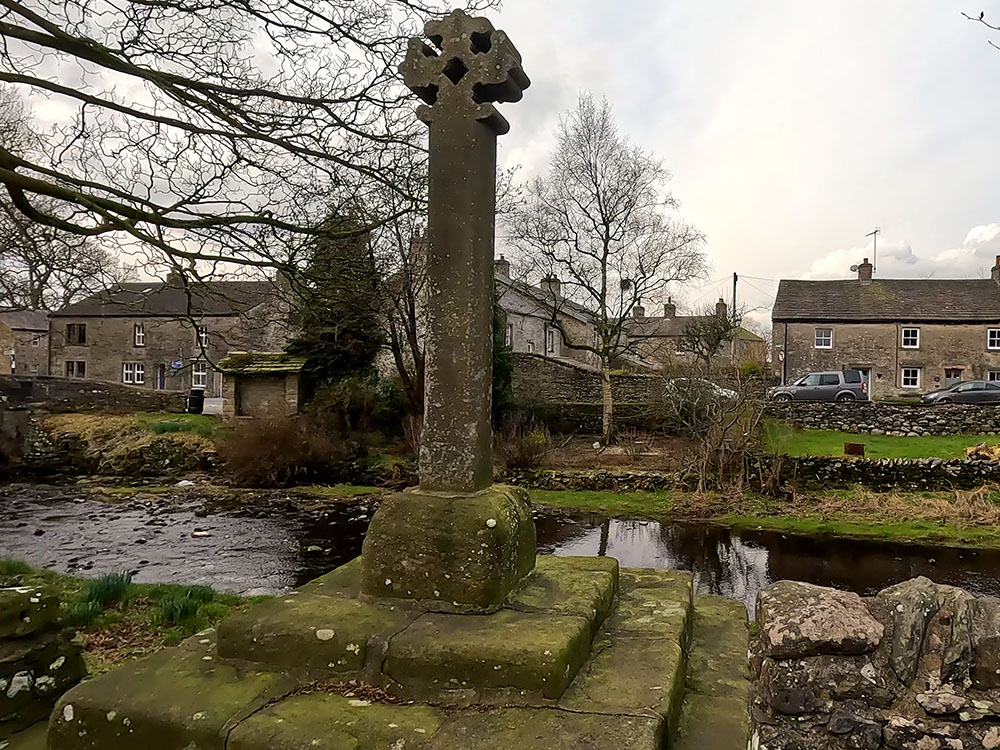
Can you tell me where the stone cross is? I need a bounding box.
[401,10,530,493]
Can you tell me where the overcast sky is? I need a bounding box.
[486,0,1000,320]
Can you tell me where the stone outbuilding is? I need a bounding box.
[773,256,1000,399]
[0,310,49,376]
[220,352,306,418]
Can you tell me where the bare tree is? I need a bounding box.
[678,304,745,368]
[965,10,1000,51]
[507,94,706,442]
[0,0,499,277]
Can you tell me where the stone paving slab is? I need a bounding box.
[296,557,362,599]
[227,692,445,750]
[385,609,592,700]
[506,555,618,635]
[426,707,664,749]
[0,589,60,640]
[47,645,294,750]
[218,593,415,674]
[672,595,750,750]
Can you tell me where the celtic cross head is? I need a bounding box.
[400,9,530,135]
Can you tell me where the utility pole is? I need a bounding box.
[731,271,738,360]
[732,272,738,323]
[866,228,881,274]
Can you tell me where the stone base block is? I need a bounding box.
[360,485,536,611]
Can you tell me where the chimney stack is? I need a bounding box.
[541,275,561,299]
[663,297,676,318]
[715,298,728,319]
[632,304,646,319]
[165,268,184,288]
[494,255,511,279]
[858,258,874,285]
[992,255,1000,285]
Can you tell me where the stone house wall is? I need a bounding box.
[498,285,600,369]
[222,372,303,418]
[752,578,1000,749]
[11,329,49,376]
[767,401,1000,437]
[0,322,13,375]
[49,307,286,399]
[773,321,1000,399]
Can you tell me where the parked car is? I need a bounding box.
[769,370,869,402]
[921,380,1000,405]
[665,378,738,400]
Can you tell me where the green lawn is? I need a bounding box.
[134,412,220,437]
[763,420,1000,459]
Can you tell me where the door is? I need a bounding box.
[156,364,166,390]
[945,368,964,387]
[855,368,872,400]
[817,373,842,400]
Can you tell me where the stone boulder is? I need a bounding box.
[756,581,884,660]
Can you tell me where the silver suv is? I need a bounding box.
[769,370,869,402]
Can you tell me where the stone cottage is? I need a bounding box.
[48,272,291,398]
[494,257,600,369]
[623,298,766,371]
[0,310,49,376]
[772,256,1000,399]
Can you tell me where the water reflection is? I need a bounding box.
[535,512,1000,616]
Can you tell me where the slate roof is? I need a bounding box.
[0,310,49,331]
[497,278,595,322]
[625,314,764,342]
[50,281,272,318]
[220,352,306,374]
[772,279,1000,323]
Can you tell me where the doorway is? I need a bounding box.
[156,364,166,390]
[852,367,873,400]
[945,368,964,387]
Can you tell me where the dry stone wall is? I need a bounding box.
[1,587,86,739]
[753,578,1000,749]
[0,375,184,414]
[768,402,1000,437]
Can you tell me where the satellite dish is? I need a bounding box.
[850,265,860,272]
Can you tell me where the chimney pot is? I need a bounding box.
[715,298,728,318]
[663,298,676,318]
[494,256,511,278]
[632,304,646,319]
[858,258,874,285]
[541,276,561,299]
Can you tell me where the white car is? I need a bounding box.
[665,378,737,400]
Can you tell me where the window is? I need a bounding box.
[193,361,208,389]
[65,361,86,378]
[505,323,513,347]
[546,328,557,354]
[990,329,1000,350]
[797,374,822,386]
[66,323,87,345]
[990,371,1000,382]
[197,327,209,348]
[29,364,38,375]
[901,367,921,389]
[814,328,833,349]
[901,327,920,349]
[819,374,840,386]
[122,362,145,385]
[30,334,40,347]
[134,323,146,347]
[526,341,535,354]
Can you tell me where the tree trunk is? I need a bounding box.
[601,364,614,444]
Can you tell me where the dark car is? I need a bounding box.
[921,380,1000,405]
[768,370,869,402]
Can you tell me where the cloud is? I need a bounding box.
[802,224,1000,280]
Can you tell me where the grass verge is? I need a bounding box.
[763,420,1000,459]
[528,485,1000,548]
[0,560,263,675]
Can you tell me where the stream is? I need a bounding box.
[3,485,1000,615]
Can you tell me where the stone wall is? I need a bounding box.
[1,587,86,739]
[768,401,1000,437]
[0,375,184,413]
[774,456,1000,492]
[510,352,666,405]
[752,578,1000,749]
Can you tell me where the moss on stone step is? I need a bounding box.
[217,593,415,674]
[385,609,593,700]
[506,556,618,636]
[47,645,293,750]
[227,692,445,749]
[426,707,664,749]
[672,595,750,750]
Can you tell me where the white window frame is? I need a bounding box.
[546,327,557,354]
[134,322,146,347]
[814,328,833,349]
[505,323,513,347]
[122,362,145,384]
[197,327,209,348]
[989,371,1000,382]
[526,341,535,354]
[30,334,40,347]
[29,364,39,375]
[192,361,208,389]
[901,367,921,389]
[989,329,1000,351]
[901,327,920,349]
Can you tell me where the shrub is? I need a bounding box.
[218,416,359,487]
[156,594,201,625]
[496,421,552,471]
[84,571,133,607]
[65,600,103,627]
[739,361,766,379]
[307,375,405,435]
[620,427,649,458]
